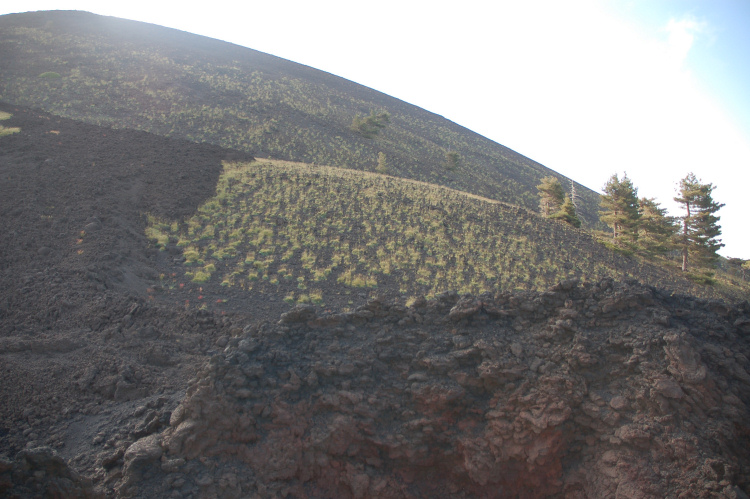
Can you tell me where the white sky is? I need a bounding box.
[3,1,750,259]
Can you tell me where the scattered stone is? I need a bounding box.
[510,342,523,358]
[122,435,162,472]
[609,396,628,411]
[653,377,684,399]
[84,219,102,232]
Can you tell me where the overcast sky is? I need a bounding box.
[3,1,750,259]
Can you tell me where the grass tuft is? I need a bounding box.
[0,126,20,137]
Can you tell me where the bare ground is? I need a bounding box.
[1,103,749,498]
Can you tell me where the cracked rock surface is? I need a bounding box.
[119,280,750,498]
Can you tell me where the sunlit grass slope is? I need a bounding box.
[146,159,715,304]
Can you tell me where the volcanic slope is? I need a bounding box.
[0,101,740,334]
[0,9,603,226]
[143,157,740,311]
[1,107,750,499]
[0,102,253,465]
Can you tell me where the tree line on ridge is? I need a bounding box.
[536,172,741,282]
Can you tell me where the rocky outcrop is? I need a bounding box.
[0,446,101,498]
[117,279,750,498]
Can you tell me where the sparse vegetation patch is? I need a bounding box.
[0,111,19,137]
[0,126,20,137]
[146,158,719,302]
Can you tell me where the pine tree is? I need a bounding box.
[599,173,640,246]
[551,194,582,228]
[375,152,388,174]
[636,197,678,256]
[537,176,565,217]
[674,173,725,272]
[351,110,390,138]
[445,150,461,171]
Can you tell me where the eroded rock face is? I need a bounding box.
[121,280,750,498]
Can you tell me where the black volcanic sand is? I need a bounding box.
[0,103,253,481]
[0,102,284,327]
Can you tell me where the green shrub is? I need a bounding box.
[191,271,211,283]
[351,111,390,139]
[297,294,311,304]
[183,248,200,264]
[145,226,169,249]
[310,290,324,305]
[686,272,716,286]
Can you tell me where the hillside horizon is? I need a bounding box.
[0,9,605,227]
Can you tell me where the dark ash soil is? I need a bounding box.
[0,102,256,495]
[1,103,749,499]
